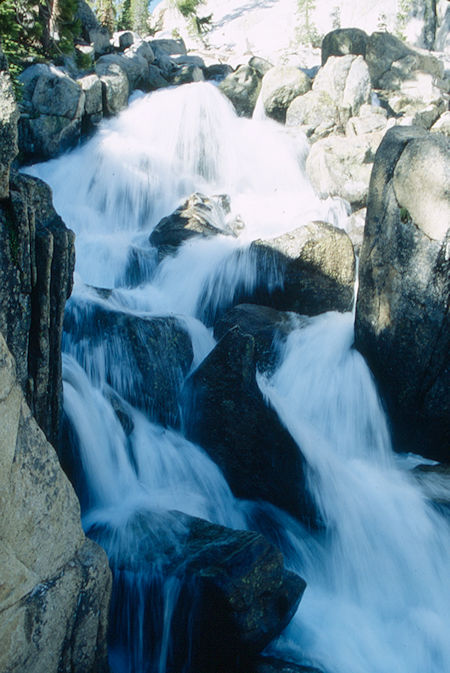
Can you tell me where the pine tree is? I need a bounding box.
[130,0,148,34]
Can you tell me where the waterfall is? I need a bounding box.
[26,82,450,673]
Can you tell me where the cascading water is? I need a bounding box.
[27,81,450,673]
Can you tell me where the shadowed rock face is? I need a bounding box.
[355,126,450,462]
[0,172,75,447]
[183,325,318,527]
[90,509,306,673]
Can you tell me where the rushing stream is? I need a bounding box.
[27,82,450,673]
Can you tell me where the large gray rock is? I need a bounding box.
[0,172,75,448]
[306,131,385,208]
[312,54,371,121]
[95,51,149,93]
[18,66,85,161]
[75,0,100,42]
[78,73,103,130]
[286,54,371,140]
[355,126,450,462]
[321,28,368,65]
[95,59,129,115]
[0,49,19,199]
[219,65,262,117]
[260,66,311,123]
[91,509,305,672]
[184,326,318,526]
[365,32,443,91]
[251,222,355,315]
[0,332,111,673]
[147,37,187,55]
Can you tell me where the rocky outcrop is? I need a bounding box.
[365,31,443,91]
[306,131,385,208]
[150,193,240,258]
[91,508,305,672]
[260,66,311,123]
[184,326,318,526]
[19,65,86,161]
[219,65,262,117]
[64,297,193,427]
[355,126,450,462]
[321,28,368,65]
[0,332,111,673]
[0,172,75,447]
[251,222,355,316]
[286,54,371,141]
[0,49,19,199]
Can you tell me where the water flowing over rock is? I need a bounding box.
[251,222,355,315]
[150,192,240,258]
[184,325,318,526]
[90,509,305,672]
[0,333,111,673]
[355,126,450,462]
[0,172,75,447]
[64,298,194,427]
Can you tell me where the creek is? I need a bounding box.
[27,82,450,673]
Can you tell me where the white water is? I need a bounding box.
[27,82,450,673]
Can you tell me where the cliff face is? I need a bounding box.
[0,48,112,672]
[0,172,75,447]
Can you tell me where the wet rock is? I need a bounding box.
[412,464,450,513]
[251,221,355,315]
[219,65,262,117]
[91,509,306,671]
[214,303,300,373]
[64,299,193,427]
[184,326,318,526]
[306,131,385,208]
[254,655,325,673]
[0,333,111,673]
[260,66,311,123]
[355,126,450,462]
[0,172,75,447]
[321,27,368,65]
[0,47,19,199]
[150,193,239,259]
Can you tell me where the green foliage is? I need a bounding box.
[395,0,411,41]
[97,0,115,32]
[117,0,132,30]
[172,0,211,36]
[175,0,204,19]
[130,0,149,34]
[296,0,322,47]
[0,0,81,93]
